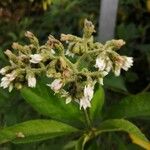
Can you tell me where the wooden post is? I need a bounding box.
[98,0,119,42]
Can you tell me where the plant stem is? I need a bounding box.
[83,109,92,129]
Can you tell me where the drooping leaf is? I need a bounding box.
[21,82,85,128]
[0,119,79,144]
[130,134,150,150]
[89,86,105,124]
[95,119,150,149]
[104,92,150,119]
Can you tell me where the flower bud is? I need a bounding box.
[27,74,36,88]
[112,39,126,49]
[47,79,63,92]
[0,66,10,75]
[30,54,42,64]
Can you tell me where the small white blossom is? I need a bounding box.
[84,84,94,101]
[47,79,63,92]
[30,54,42,64]
[0,68,7,75]
[79,83,95,109]
[0,72,16,89]
[28,75,36,87]
[95,57,106,71]
[114,56,133,76]
[80,96,91,110]
[122,56,133,71]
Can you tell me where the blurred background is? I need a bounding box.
[0,0,150,149]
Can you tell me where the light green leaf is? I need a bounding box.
[96,119,150,149]
[21,83,85,128]
[0,119,79,144]
[104,92,150,119]
[89,86,105,124]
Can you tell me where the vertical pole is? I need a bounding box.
[98,0,119,42]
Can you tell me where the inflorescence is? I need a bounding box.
[0,19,133,109]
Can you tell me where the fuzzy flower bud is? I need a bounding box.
[122,56,133,71]
[80,83,95,109]
[47,79,63,92]
[112,39,126,49]
[80,96,91,110]
[27,75,36,88]
[0,71,16,90]
[30,54,42,64]
[0,66,10,75]
[95,57,106,71]
[25,31,34,39]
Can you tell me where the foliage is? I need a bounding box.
[0,0,150,150]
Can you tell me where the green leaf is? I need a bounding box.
[104,74,128,92]
[0,119,79,144]
[75,134,90,150]
[89,86,105,124]
[104,92,150,119]
[96,119,150,149]
[21,83,85,128]
[112,134,128,150]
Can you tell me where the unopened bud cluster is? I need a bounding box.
[0,19,133,109]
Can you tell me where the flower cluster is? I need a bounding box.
[0,19,133,109]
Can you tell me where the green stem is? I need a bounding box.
[83,109,92,129]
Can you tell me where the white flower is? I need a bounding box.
[28,75,36,87]
[1,77,11,89]
[114,56,133,76]
[80,96,91,110]
[47,79,63,92]
[30,54,42,64]
[0,72,16,89]
[95,57,106,71]
[84,84,94,101]
[122,56,133,71]
[79,83,95,109]
[0,68,7,75]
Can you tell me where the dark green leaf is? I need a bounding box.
[104,74,128,92]
[0,119,79,144]
[96,119,149,149]
[21,83,85,128]
[104,92,150,119]
[89,86,105,124]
